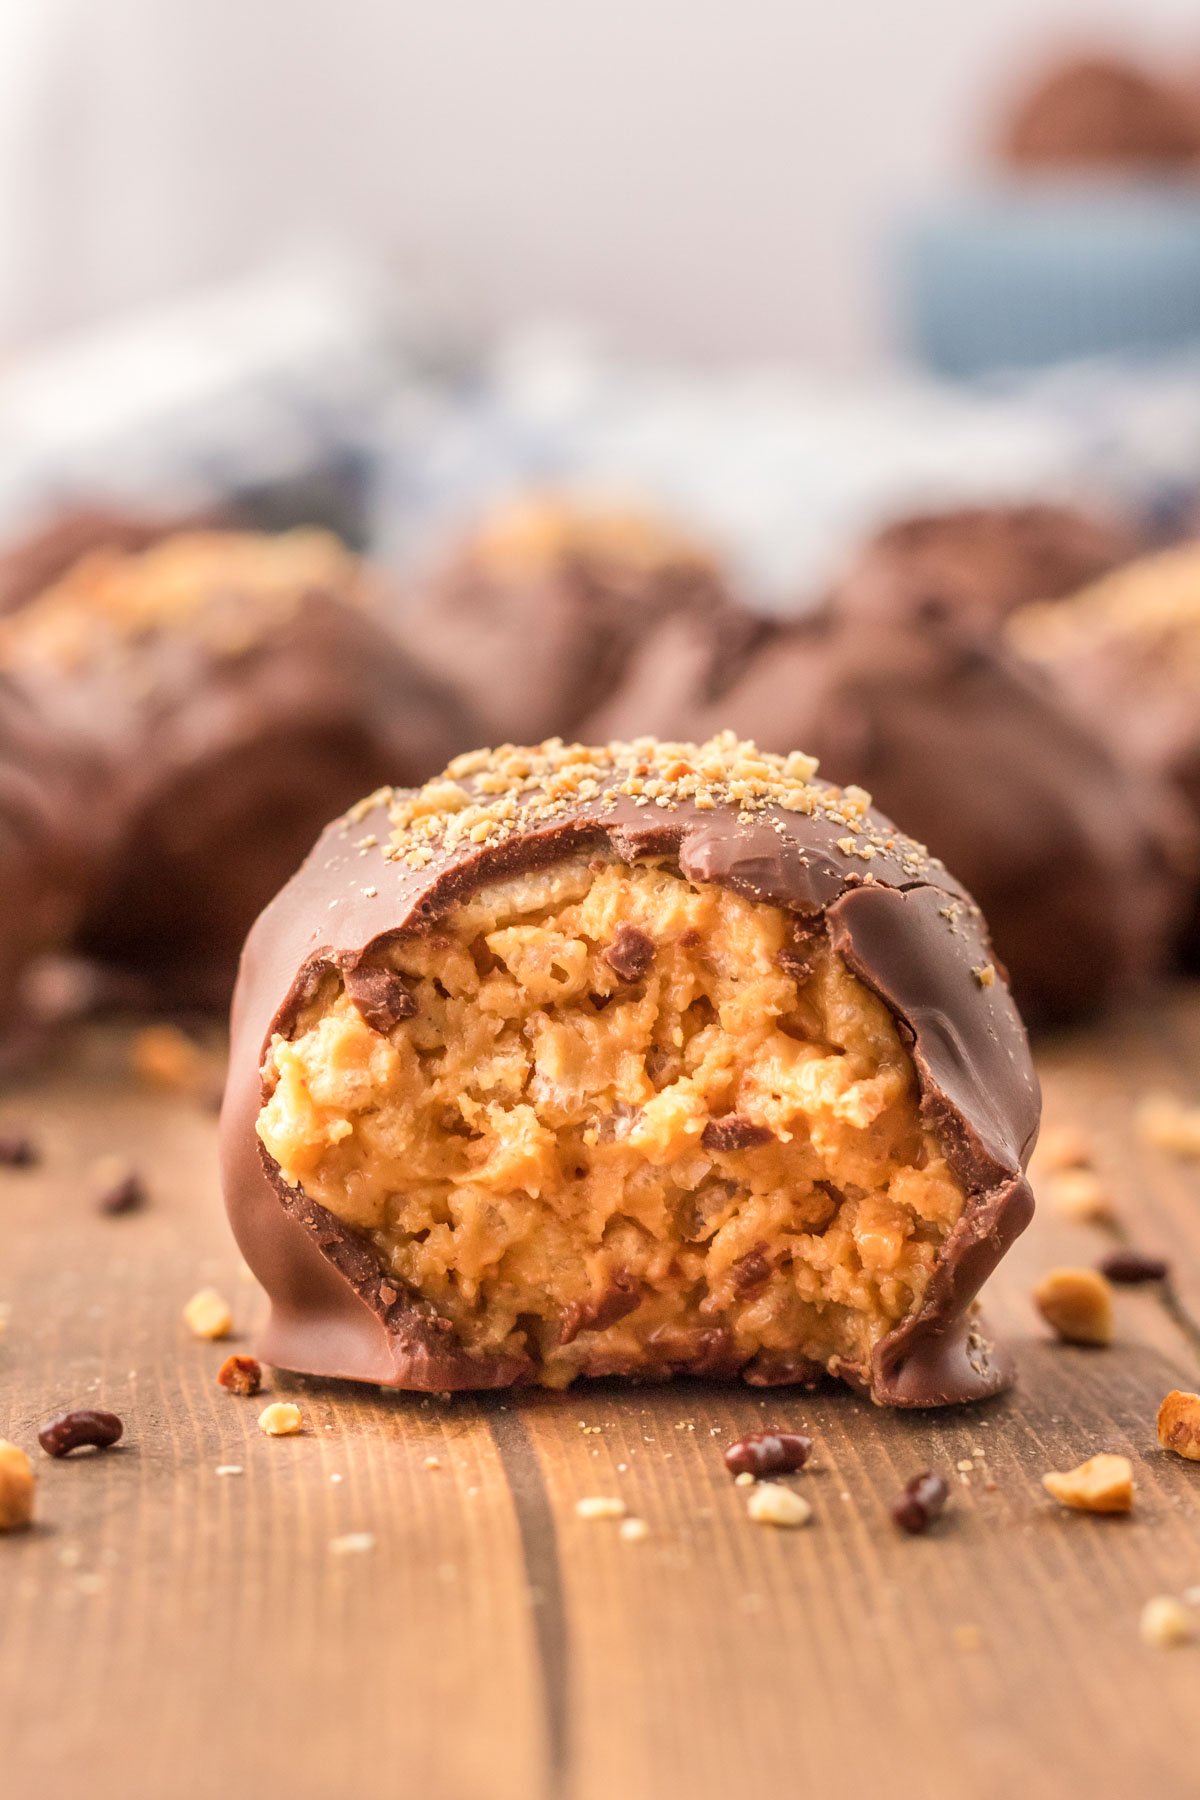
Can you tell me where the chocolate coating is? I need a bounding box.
[402,496,735,744]
[220,741,1039,1407]
[0,530,481,1009]
[999,54,1200,170]
[832,503,1138,636]
[587,611,1195,1024]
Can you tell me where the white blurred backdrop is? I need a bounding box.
[0,0,1198,365]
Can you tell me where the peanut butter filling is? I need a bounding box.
[257,860,968,1387]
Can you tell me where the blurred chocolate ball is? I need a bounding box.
[402,494,738,745]
[831,503,1139,635]
[589,606,1194,1024]
[999,54,1200,172]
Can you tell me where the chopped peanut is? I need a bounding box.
[1157,1390,1200,1462]
[130,1024,212,1095]
[1137,1093,1200,1160]
[1032,1267,1113,1346]
[258,1402,303,1437]
[746,1484,812,1528]
[183,1287,233,1340]
[1043,1453,1133,1514]
[1034,1125,1093,1173]
[1043,1168,1114,1225]
[575,1496,626,1521]
[1140,1596,1195,1648]
[0,1440,35,1531]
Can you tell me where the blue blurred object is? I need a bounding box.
[901,186,1200,378]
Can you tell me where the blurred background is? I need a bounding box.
[2,0,1199,364]
[7,0,1200,593]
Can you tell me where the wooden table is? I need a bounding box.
[5,991,1200,1800]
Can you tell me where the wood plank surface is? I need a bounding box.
[5,992,1200,1800]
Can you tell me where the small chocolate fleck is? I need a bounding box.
[216,1354,263,1395]
[343,964,417,1034]
[702,1114,775,1153]
[559,1273,641,1345]
[890,1470,950,1534]
[38,1409,124,1458]
[604,926,654,983]
[1098,1249,1169,1285]
[730,1246,772,1297]
[96,1170,146,1216]
[724,1430,813,1478]
[0,1134,38,1169]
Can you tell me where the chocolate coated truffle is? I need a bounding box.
[832,503,1138,635]
[0,508,181,618]
[403,495,734,745]
[587,610,1194,1024]
[0,530,479,1008]
[1010,541,1200,954]
[221,733,1038,1406]
[999,54,1200,171]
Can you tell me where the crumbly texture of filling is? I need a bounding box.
[0,528,363,672]
[257,860,969,1386]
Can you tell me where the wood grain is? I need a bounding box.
[5,996,1200,1800]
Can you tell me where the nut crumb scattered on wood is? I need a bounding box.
[1137,1093,1200,1159]
[746,1484,812,1528]
[130,1023,214,1096]
[0,1440,35,1531]
[1042,1168,1114,1225]
[258,1402,303,1437]
[215,1465,244,1477]
[1140,1596,1195,1648]
[619,1517,649,1542]
[216,1354,262,1395]
[1043,1453,1133,1514]
[0,1133,39,1169]
[1034,1125,1092,1173]
[575,1496,626,1521]
[183,1288,233,1340]
[1157,1390,1200,1461]
[93,1163,147,1216]
[330,1532,375,1555]
[1032,1267,1113,1346]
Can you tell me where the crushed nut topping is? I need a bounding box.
[0,1441,36,1530]
[1043,1453,1133,1514]
[353,733,943,883]
[1032,1267,1114,1346]
[0,529,360,671]
[1157,1390,1200,1461]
